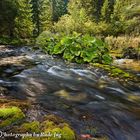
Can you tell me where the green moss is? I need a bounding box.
[42,121,55,130]
[43,124,75,140]
[0,106,25,128]
[20,115,76,140]
[92,63,134,79]
[61,126,75,140]
[44,127,62,140]
[41,115,76,140]
[0,99,76,140]
[20,121,40,133]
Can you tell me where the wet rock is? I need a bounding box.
[0,56,36,78]
[14,115,76,140]
[0,45,37,78]
[54,90,87,102]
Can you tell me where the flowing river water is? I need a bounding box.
[0,45,140,140]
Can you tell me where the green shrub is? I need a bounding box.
[54,14,111,36]
[37,32,112,64]
[36,31,55,48]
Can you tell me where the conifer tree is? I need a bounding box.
[31,0,40,36]
[14,0,34,38]
[101,0,110,22]
[53,0,67,21]
[0,0,17,37]
[39,0,52,32]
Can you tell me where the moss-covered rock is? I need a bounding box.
[42,122,75,140]
[0,98,108,140]
[61,126,75,140]
[17,114,76,140]
[41,115,76,140]
[0,98,76,140]
[92,63,136,80]
[0,98,31,129]
[20,121,41,133]
[0,106,25,128]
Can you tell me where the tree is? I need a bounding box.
[14,0,34,38]
[31,0,40,36]
[31,0,67,35]
[53,0,67,21]
[39,0,52,32]
[0,0,17,37]
[110,0,140,36]
[121,0,140,35]
[101,0,110,22]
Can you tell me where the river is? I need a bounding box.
[0,45,140,140]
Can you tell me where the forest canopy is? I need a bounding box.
[0,0,140,39]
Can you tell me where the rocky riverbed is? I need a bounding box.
[0,45,140,140]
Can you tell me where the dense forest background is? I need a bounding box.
[0,0,140,38]
[0,0,140,61]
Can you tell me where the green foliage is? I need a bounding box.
[1,0,140,44]
[0,36,33,46]
[36,31,59,48]
[0,0,34,39]
[101,0,110,22]
[39,0,53,32]
[54,0,140,36]
[0,0,17,37]
[31,0,40,36]
[30,0,67,36]
[14,0,34,38]
[37,32,112,64]
[52,0,67,22]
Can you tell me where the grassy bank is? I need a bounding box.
[105,36,140,59]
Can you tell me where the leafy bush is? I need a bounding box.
[54,14,110,36]
[36,31,56,48]
[37,32,112,64]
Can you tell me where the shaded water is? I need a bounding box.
[0,46,140,140]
